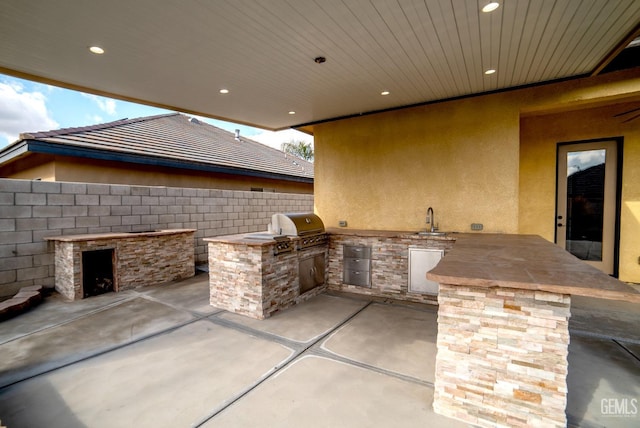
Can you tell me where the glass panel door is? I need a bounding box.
[556,141,617,274]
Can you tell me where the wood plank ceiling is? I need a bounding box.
[0,0,638,131]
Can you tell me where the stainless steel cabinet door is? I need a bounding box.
[408,248,443,294]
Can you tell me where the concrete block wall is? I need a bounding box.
[0,178,313,298]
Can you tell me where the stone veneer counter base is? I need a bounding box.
[427,233,640,427]
[205,233,328,319]
[46,229,195,300]
[326,228,455,305]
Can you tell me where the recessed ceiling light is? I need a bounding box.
[484,69,496,75]
[381,91,390,96]
[288,111,296,115]
[89,46,104,54]
[482,2,500,13]
[219,89,229,94]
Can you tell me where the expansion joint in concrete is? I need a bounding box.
[613,339,640,362]
[194,301,374,427]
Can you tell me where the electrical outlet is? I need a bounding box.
[471,223,483,231]
[339,220,348,227]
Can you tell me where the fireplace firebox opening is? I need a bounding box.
[82,249,115,298]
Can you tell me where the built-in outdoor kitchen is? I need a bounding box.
[205,213,456,319]
[205,213,328,319]
[206,214,640,427]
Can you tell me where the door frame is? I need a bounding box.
[554,137,624,277]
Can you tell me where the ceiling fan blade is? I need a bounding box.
[614,106,640,117]
[621,112,640,123]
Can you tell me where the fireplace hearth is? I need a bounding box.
[82,249,115,298]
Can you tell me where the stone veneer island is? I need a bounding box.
[427,233,640,427]
[205,233,328,319]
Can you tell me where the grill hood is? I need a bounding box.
[270,213,325,236]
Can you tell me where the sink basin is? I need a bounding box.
[415,231,447,237]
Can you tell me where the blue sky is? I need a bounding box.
[0,74,312,150]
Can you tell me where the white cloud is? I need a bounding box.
[81,94,117,115]
[567,149,605,176]
[248,128,314,151]
[86,114,104,124]
[0,81,59,146]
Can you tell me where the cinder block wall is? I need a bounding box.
[0,179,313,298]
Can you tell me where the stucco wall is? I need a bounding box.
[520,101,640,283]
[0,153,55,181]
[0,178,313,298]
[0,154,313,194]
[312,69,640,281]
[314,93,521,233]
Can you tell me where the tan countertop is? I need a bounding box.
[44,229,196,242]
[207,228,456,245]
[204,233,299,246]
[325,227,456,241]
[427,233,640,302]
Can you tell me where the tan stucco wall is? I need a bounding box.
[313,69,640,280]
[314,93,521,233]
[520,101,640,283]
[0,153,56,181]
[1,155,313,194]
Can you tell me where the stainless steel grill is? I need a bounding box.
[270,213,324,236]
[270,213,327,250]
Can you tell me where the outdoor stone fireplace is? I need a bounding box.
[46,229,195,300]
[82,248,115,298]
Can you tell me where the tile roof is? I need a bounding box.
[12,113,313,181]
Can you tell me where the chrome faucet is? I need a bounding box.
[426,207,435,232]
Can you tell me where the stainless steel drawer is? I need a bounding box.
[344,257,370,271]
[343,245,371,259]
[344,269,371,287]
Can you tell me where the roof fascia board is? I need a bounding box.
[25,140,313,184]
[0,141,30,165]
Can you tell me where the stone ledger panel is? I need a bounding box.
[49,230,195,300]
[434,283,570,427]
[207,237,327,319]
[327,232,453,304]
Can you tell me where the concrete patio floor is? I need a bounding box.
[0,273,638,427]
